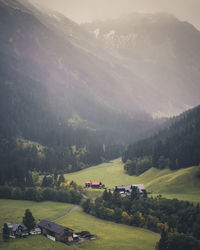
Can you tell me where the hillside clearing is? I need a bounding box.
[64,159,200,202]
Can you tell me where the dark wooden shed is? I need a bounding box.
[38,220,73,243]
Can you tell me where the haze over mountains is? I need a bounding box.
[83,13,200,117]
[1,0,200,145]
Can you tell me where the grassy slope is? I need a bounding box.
[64,159,200,202]
[0,200,159,250]
[0,200,73,226]
[57,209,159,250]
[0,200,74,250]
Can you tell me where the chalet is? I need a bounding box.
[85,181,103,189]
[38,220,74,243]
[4,222,29,238]
[115,184,145,195]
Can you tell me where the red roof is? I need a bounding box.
[85,181,101,185]
[91,181,101,185]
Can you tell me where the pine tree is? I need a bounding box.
[23,209,36,231]
[2,223,9,241]
[58,174,65,186]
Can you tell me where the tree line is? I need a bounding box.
[0,182,82,205]
[82,189,200,250]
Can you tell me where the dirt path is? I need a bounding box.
[52,205,82,222]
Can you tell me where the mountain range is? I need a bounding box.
[83,12,200,117]
[0,0,200,148]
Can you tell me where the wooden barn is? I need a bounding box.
[115,184,145,195]
[85,181,103,189]
[38,220,73,243]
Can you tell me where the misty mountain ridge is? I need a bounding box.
[83,12,200,117]
[1,0,200,144]
[0,0,157,147]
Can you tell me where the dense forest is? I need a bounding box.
[83,189,200,250]
[123,105,200,175]
[0,135,123,186]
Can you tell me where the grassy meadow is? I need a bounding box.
[0,199,73,226]
[57,209,159,250]
[65,159,200,203]
[0,199,159,250]
[0,200,74,250]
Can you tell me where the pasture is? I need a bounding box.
[65,159,200,202]
[0,199,159,250]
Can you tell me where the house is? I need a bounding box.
[85,181,103,189]
[38,220,74,243]
[29,227,41,235]
[115,184,145,195]
[115,185,132,194]
[4,222,29,238]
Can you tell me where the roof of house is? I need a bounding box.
[85,181,101,185]
[12,224,27,231]
[5,222,14,228]
[116,184,145,192]
[38,220,73,234]
[116,185,132,192]
[5,223,27,231]
[133,184,145,191]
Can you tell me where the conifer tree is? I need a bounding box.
[23,209,36,231]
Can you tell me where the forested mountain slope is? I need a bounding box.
[0,0,154,144]
[123,105,200,172]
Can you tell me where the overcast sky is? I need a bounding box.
[30,0,200,29]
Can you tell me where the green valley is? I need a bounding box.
[64,159,200,203]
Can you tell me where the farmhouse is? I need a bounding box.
[4,222,29,238]
[115,184,145,195]
[85,181,103,189]
[38,220,74,243]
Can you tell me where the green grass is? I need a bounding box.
[57,209,159,250]
[64,159,200,202]
[83,189,104,200]
[0,235,68,250]
[0,200,74,250]
[0,200,159,250]
[0,200,73,226]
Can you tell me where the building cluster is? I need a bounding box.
[3,220,94,246]
[85,180,146,197]
[115,184,145,196]
[3,222,41,239]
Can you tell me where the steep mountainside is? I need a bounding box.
[0,0,155,145]
[83,13,200,117]
[123,105,200,171]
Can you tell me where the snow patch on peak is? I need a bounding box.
[94,28,100,38]
[104,30,116,39]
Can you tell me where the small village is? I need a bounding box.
[84,180,146,197]
[3,218,95,246]
[2,181,145,247]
